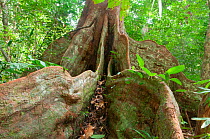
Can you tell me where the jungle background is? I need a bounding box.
[0,0,208,82]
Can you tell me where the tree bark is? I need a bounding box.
[41,0,200,137]
[195,3,210,135]
[195,1,210,135]
[0,0,10,62]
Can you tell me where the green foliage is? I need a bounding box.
[194,87,210,95]
[132,129,158,139]
[0,0,83,60]
[191,118,210,129]
[134,54,184,86]
[0,56,61,83]
[0,0,83,82]
[194,79,210,88]
[125,0,208,81]
[91,134,105,138]
[192,133,210,139]
[136,54,157,76]
[169,78,182,85]
[92,0,130,19]
[108,0,130,19]
[193,81,210,107]
[175,89,186,92]
[136,54,145,67]
[165,65,185,75]
[180,117,188,125]
[93,0,105,4]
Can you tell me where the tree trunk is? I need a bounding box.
[0,0,201,138]
[0,0,10,62]
[195,1,210,135]
[195,4,210,135]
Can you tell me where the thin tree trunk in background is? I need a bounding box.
[201,2,210,79]
[0,0,10,62]
[0,0,8,36]
[195,2,210,135]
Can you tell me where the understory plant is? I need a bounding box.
[129,54,186,92]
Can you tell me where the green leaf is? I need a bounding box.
[125,81,131,84]
[194,87,210,94]
[181,127,191,130]
[132,129,147,138]
[128,70,143,78]
[194,79,210,85]
[165,73,170,81]
[9,63,33,70]
[191,117,210,121]
[137,72,143,78]
[7,40,13,46]
[91,134,105,138]
[175,89,187,92]
[136,54,144,68]
[27,55,34,60]
[142,67,157,76]
[205,82,210,88]
[169,78,182,85]
[192,118,210,129]
[198,87,210,91]
[108,0,121,8]
[128,69,135,73]
[132,129,154,138]
[201,119,210,129]
[139,130,153,138]
[29,28,34,37]
[39,60,47,67]
[192,134,209,138]
[166,65,185,75]
[158,74,166,80]
[194,91,210,94]
[110,51,118,54]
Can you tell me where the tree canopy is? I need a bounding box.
[0,0,208,83]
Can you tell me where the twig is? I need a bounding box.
[185,109,193,133]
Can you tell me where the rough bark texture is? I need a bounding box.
[195,13,210,135]
[0,0,202,138]
[0,66,99,138]
[129,38,201,121]
[0,0,10,62]
[106,70,184,139]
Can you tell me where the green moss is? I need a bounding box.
[109,100,139,138]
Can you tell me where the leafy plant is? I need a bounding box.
[132,129,158,139]
[191,118,210,129]
[132,54,185,87]
[180,117,188,125]
[91,134,105,139]
[27,55,61,69]
[0,55,65,83]
[194,87,210,95]
[159,64,185,85]
[92,0,130,19]
[191,80,210,134]
[192,133,210,139]
[125,0,208,81]
[194,79,210,89]
[193,80,210,106]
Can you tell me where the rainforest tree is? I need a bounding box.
[0,0,209,138]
